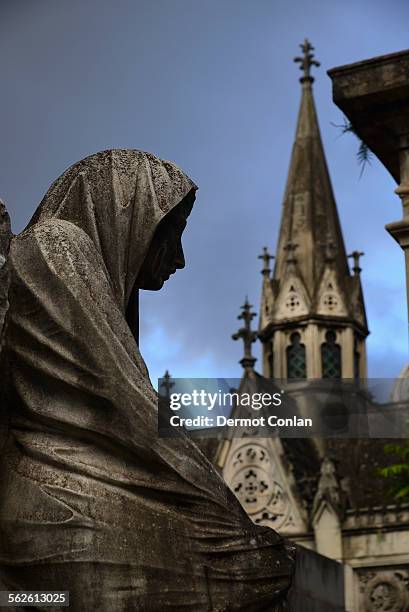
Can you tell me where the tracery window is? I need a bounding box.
[321,330,341,379]
[286,332,306,379]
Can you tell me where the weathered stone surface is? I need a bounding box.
[0,199,12,344]
[328,48,409,183]
[0,150,294,611]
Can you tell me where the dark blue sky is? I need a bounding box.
[1,0,408,383]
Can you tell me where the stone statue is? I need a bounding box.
[0,150,294,611]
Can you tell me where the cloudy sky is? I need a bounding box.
[1,0,408,384]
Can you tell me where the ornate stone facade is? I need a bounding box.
[215,42,409,612]
[222,437,307,535]
[258,41,368,382]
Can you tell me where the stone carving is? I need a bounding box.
[285,287,301,312]
[358,568,409,612]
[275,276,309,319]
[371,582,399,611]
[322,292,338,311]
[317,270,347,316]
[228,443,291,530]
[0,150,294,611]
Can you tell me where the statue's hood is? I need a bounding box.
[27,149,197,311]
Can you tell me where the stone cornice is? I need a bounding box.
[258,314,369,342]
[343,503,409,532]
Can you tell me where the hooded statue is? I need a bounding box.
[0,150,294,611]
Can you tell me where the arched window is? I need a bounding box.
[321,330,341,379]
[287,332,306,379]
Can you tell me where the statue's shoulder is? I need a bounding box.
[18,218,87,241]
[11,220,104,283]
[14,219,93,254]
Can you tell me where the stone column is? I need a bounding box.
[328,48,409,335]
[386,142,409,326]
[311,457,344,561]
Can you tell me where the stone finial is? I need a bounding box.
[294,39,320,84]
[232,297,258,370]
[312,457,345,519]
[160,369,174,400]
[258,246,274,276]
[312,457,345,560]
[348,250,364,275]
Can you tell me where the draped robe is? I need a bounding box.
[0,150,294,611]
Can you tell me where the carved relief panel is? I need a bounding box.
[275,276,310,320]
[357,568,409,612]
[317,268,347,317]
[224,441,300,532]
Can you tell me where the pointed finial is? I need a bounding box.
[294,39,320,84]
[348,251,364,275]
[232,297,258,370]
[160,369,174,400]
[283,241,298,264]
[258,246,274,275]
[312,457,345,520]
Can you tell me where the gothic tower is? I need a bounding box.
[259,40,368,379]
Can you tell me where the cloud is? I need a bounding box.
[140,315,222,388]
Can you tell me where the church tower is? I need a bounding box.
[259,40,368,379]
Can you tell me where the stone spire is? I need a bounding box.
[159,370,174,400]
[232,297,258,371]
[274,39,349,290]
[259,41,369,379]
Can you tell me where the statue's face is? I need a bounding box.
[136,196,194,290]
